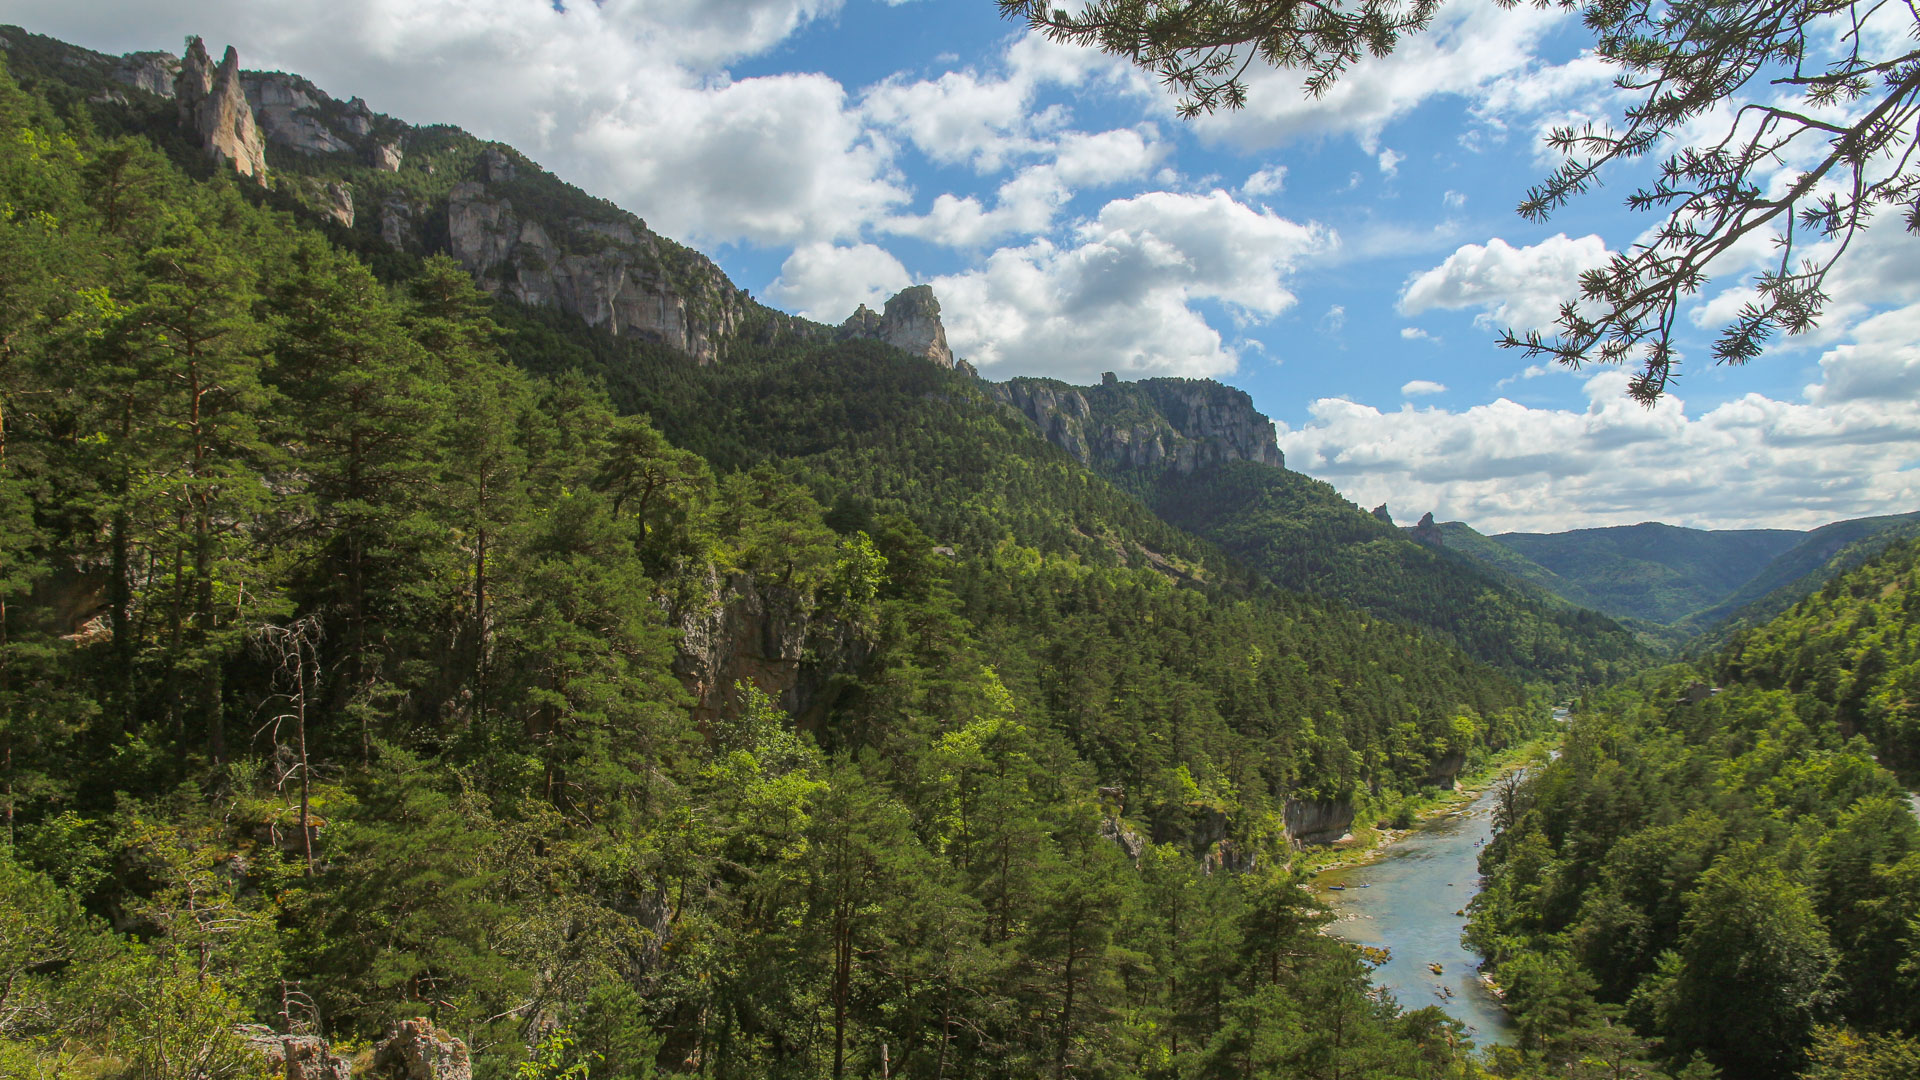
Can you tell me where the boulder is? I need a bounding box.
[372,1018,472,1080]
[237,1026,353,1080]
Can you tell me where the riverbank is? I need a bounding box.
[1295,734,1558,881]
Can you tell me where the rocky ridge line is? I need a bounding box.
[992,375,1285,475]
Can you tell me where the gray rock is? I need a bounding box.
[373,1018,471,1080]
[111,51,178,98]
[341,96,374,137]
[1284,797,1355,846]
[243,73,353,155]
[319,180,353,228]
[237,1026,353,1080]
[838,285,957,368]
[379,198,414,248]
[175,38,266,184]
[992,376,1284,476]
[480,146,516,183]
[444,180,753,364]
[368,140,404,172]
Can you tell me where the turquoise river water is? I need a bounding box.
[1317,780,1515,1048]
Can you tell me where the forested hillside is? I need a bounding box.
[1467,539,1920,1079]
[0,34,1569,1080]
[1485,523,1801,626]
[995,377,1650,687]
[1678,512,1920,639]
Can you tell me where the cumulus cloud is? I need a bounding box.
[1243,166,1288,197]
[1401,379,1448,396]
[1401,327,1437,342]
[1377,148,1404,177]
[766,242,912,322]
[1194,2,1570,150]
[933,190,1332,381]
[1278,354,1920,531]
[1399,234,1611,330]
[19,0,910,247]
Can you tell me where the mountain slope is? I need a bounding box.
[1679,511,1920,635]
[0,30,1552,1077]
[995,376,1649,686]
[1486,521,1802,625]
[1468,538,1920,1076]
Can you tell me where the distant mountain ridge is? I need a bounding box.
[1408,513,1920,638]
[995,379,1649,685]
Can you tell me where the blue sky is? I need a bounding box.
[14,0,1920,531]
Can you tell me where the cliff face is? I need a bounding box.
[444,173,763,364]
[673,573,870,734]
[174,38,266,184]
[993,376,1284,475]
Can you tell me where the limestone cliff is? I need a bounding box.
[111,51,178,97]
[993,375,1284,475]
[27,28,821,366]
[673,572,870,734]
[174,39,266,184]
[838,285,961,369]
[444,169,768,364]
[241,72,355,155]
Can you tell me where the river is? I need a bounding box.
[1316,778,1516,1047]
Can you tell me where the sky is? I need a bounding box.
[10,0,1920,533]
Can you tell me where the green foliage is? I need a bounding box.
[1471,539,1920,1078]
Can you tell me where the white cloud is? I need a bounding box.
[1399,234,1611,330]
[1377,148,1404,177]
[1808,302,1920,404]
[1320,304,1347,334]
[1443,190,1467,210]
[766,242,912,321]
[1194,2,1571,151]
[861,67,1055,173]
[933,190,1332,381]
[577,74,907,245]
[1278,356,1920,531]
[1243,165,1288,197]
[1401,379,1448,396]
[18,0,905,248]
[1401,327,1437,342]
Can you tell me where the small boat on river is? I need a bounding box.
[1428,962,1444,975]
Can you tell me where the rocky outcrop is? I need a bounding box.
[242,73,353,155]
[175,38,267,184]
[1371,504,1394,525]
[1426,749,1467,789]
[1099,815,1147,862]
[1410,512,1444,548]
[111,51,178,97]
[993,376,1284,476]
[1284,797,1355,845]
[238,1026,352,1080]
[372,1019,471,1080]
[993,380,1095,461]
[299,179,353,228]
[673,573,870,733]
[379,198,415,248]
[445,175,755,364]
[838,285,958,369]
[368,140,404,171]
